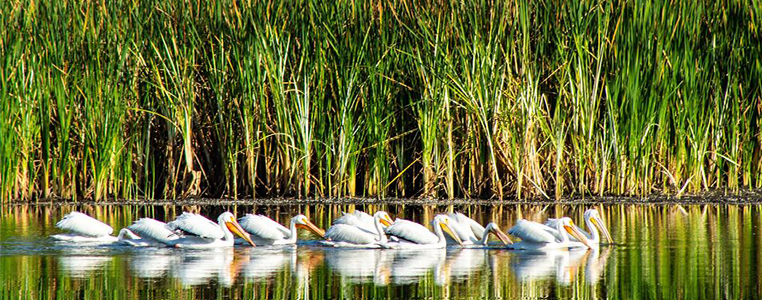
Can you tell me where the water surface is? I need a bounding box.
[1,203,760,299]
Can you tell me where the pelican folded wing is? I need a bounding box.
[508,219,557,243]
[239,214,291,241]
[56,212,113,237]
[385,219,438,245]
[168,212,224,240]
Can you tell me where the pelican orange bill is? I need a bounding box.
[380,216,393,227]
[491,228,513,245]
[564,223,591,248]
[591,217,613,243]
[227,220,256,247]
[440,221,464,246]
[297,220,326,238]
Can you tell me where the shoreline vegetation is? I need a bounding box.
[12,191,762,207]
[1,1,761,202]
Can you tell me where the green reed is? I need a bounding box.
[0,0,760,201]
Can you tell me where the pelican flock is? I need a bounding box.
[44,209,613,291]
[49,208,616,286]
[50,208,614,253]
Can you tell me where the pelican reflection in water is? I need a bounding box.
[241,246,296,282]
[436,248,490,285]
[238,245,324,297]
[58,255,113,278]
[508,247,612,286]
[389,249,447,284]
[323,247,437,285]
[584,246,613,285]
[170,247,251,287]
[325,248,392,285]
[323,247,496,286]
[128,248,179,278]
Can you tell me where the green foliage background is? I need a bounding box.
[1,0,760,201]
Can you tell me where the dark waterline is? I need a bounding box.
[1,203,761,299]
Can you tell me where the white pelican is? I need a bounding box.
[545,209,613,248]
[332,210,378,234]
[506,217,591,250]
[322,211,394,248]
[383,214,464,249]
[167,212,255,249]
[447,212,512,247]
[238,214,325,245]
[51,211,119,243]
[118,218,181,247]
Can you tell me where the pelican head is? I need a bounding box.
[558,217,591,248]
[432,215,464,246]
[219,212,256,246]
[373,211,394,228]
[293,215,326,238]
[584,209,613,243]
[484,223,513,245]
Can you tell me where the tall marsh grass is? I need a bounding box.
[1,0,760,201]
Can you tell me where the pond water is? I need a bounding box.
[1,203,760,299]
